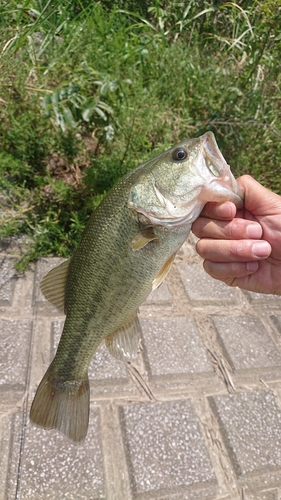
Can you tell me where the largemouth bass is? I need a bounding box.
[30,132,243,442]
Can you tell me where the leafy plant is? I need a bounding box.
[0,0,280,268]
[42,82,113,132]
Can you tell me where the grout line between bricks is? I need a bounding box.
[14,309,38,498]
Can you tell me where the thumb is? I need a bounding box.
[237,175,281,215]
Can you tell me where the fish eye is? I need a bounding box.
[172,148,188,161]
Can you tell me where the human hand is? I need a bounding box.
[192,175,281,295]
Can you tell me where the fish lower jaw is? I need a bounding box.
[135,206,202,229]
[199,181,243,208]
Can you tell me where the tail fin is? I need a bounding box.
[30,369,90,442]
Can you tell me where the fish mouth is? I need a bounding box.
[130,172,244,230]
[200,132,244,208]
[136,183,243,229]
[206,176,244,208]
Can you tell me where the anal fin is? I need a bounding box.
[105,314,141,361]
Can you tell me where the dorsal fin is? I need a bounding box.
[40,259,70,313]
[105,314,141,361]
[152,253,175,291]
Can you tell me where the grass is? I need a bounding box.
[0,0,281,268]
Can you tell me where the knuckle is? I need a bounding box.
[224,218,245,239]
[230,240,249,259]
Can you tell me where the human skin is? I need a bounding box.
[192,175,281,295]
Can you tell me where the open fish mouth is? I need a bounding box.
[199,131,244,208]
[131,174,243,230]
[154,179,244,215]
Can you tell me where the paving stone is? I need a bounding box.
[140,317,212,378]
[212,315,281,371]
[270,314,281,337]
[52,320,128,383]
[0,318,32,388]
[20,408,105,500]
[243,290,281,306]
[245,489,279,500]
[4,252,281,499]
[209,390,281,480]
[177,261,238,304]
[257,493,279,500]
[145,281,173,303]
[119,399,218,498]
[0,256,17,307]
[0,413,22,500]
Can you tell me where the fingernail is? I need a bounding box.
[252,241,271,258]
[246,223,262,239]
[246,261,258,272]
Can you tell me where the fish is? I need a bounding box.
[30,131,243,442]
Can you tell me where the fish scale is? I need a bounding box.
[30,132,243,442]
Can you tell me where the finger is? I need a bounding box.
[199,201,237,220]
[192,218,262,240]
[203,260,259,283]
[237,175,281,215]
[196,239,271,263]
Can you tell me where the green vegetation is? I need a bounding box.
[0,1,280,268]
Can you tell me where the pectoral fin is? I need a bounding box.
[105,314,142,361]
[40,259,70,313]
[132,227,157,251]
[152,253,175,291]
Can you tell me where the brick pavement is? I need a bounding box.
[1,236,281,499]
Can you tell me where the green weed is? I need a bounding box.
[0,0,280,267]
